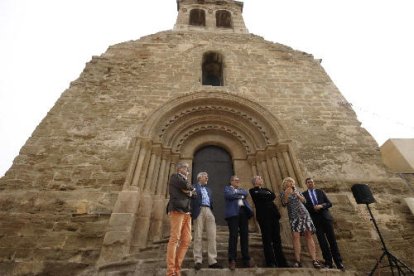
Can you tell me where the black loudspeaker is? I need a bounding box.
[351,183,376,204]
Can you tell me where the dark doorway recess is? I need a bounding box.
[192,145,233,225]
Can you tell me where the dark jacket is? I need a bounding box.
[249,186,281,221]
[224,185,253,219]
[166,173,195,214]
[303,189,333,221]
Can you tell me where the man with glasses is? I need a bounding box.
[303,178,345,271]
[224,175,254,270]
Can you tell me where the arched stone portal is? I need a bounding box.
[98,91,304,265]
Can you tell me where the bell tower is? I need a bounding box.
[174,0,248,33]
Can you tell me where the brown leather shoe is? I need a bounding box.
[229,260,236,270]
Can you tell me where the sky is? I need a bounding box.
[1,0,414,177]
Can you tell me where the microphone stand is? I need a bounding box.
[366,203,414,276]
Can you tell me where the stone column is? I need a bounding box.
[131,140,151,188]
[282,151,296,181]
[149,150,171,242]
[155,155,167,196]
[158,155,172,197]
[137,143,153,190]
[144,144,162,193]
[276,152,288,178]
[148,195,165,242]
[150,152,162,194]
[248,155,258,176]
[280,216,293,248]
[123,139,141,189]
[288,144,304,187]
[260,159,272,190]
[131,193,154,250]
[275,147,294,249]
[271,156,283,190]
[162,155,179,238]
[266,156,278,192]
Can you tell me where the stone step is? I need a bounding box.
[96,266,357,276]
[91,226,327,276]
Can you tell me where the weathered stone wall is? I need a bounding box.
[1,30,413,275]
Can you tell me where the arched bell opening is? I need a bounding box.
[189,8,206,26]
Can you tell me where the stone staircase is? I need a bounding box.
[83,226,358,276]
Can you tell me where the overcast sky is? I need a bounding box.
[1,0,414,177]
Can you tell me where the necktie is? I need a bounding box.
[310,190,318,205]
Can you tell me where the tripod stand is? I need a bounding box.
[366,203,414,276]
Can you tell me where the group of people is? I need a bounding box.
[281,177,344,270]
[165,161,344,276]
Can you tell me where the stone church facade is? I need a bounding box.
[1,1,413,275]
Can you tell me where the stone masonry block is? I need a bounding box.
[107,213,135,232]
[102,231,130,246]
[99,232,131,265]
[113,190,140,213]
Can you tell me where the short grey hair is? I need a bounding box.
[197,172,208,180]
[176,161,189,170]
[251,175,261,185]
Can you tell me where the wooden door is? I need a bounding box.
[192,145,233,225]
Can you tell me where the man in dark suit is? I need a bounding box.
[249,175,288,268]
[303,177,345,271]
[166,162,196,276]
[191,172,222,270]
[224,175,254,270]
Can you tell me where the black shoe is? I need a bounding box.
[209,262,223,269]
[277,261,289,268]
[266,263,276,268]
[323,259,334,268]
[194,262,202,270]
[336,263,345,271]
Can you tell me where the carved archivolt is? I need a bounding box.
[139,91,289,149]
[128,91,304,192]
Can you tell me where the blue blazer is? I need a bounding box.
[224,185,253,219]
[191,183,214,220]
